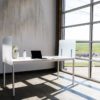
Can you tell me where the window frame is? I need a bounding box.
[61,0,100,80]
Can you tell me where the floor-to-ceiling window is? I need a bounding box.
[92,2,100,81]
[61,0,100,81]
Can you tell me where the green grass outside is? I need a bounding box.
[76,43,100,54]
[65,43,100,67]
[76,43,89,54]
[93,43,100,53]
[64,62,88,67]
[65,62,100,67]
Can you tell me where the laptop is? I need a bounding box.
[31,50,42,59]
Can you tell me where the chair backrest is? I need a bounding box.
[2,36,13,65]
[59,40,76,58]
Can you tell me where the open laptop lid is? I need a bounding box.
[31,50,42,59]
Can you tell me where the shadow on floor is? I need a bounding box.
[0,69,97,100]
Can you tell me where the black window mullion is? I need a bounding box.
[89,0,94,78]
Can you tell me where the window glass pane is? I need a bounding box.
[93,4,100,21]
[91,23,100,81]
[65,25,89,58]
[75,59,89,77]
[65,25,89,41]
[64,0,90,11]
[92,43,100,60]
[93,0,100,2]
[64,26,89,77]
[93,23,100,41]
[92,43,100,81]
[63,59,89,78]
[64,7,90,26]
[76,42,89,58]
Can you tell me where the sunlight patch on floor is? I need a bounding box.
[0,87,3,91]
[22,96,41,100]
[26,78,46,85]
[72,84,100,100]
[42,74,57,81]
[54,90,87,100]
[6,82,27,89]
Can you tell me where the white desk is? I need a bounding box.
[3,56,75,96]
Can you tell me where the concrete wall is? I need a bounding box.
[0,0,56,73]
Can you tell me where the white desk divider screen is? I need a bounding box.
[2,36,13,65]
[59,40,76,58]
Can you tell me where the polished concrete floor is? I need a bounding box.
[65,67,100,81]
[0,69,100,100]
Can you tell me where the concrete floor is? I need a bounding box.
[0,69,100,100]
[65,67,100,81]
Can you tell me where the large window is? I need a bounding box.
[65,25,89,40]
[64,0,90,11]
[93,4,100,21]
[94,0,100,2]
[62,0,100,81]
[64,7,90,26]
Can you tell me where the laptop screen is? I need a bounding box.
[31,50,42,59]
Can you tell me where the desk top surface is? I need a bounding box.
[12,56,74,62]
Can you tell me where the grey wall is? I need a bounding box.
[0,0,56,73]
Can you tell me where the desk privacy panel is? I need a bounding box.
[2,36,13,65]
[59,40,76,58]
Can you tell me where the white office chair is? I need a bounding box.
[2,36,13,86]
[2,36,13,66]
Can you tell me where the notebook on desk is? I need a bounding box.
[31,50,43,59]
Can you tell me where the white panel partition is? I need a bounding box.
[59,40,76,58]
[2,36,13,65]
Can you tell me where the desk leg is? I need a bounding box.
[12,64,15,96]
[72,59,75,84]
[3,62,6,87]
[57,61,60,79]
